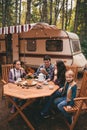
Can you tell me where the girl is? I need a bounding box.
[9,60,26,113]
[9,60,26,83]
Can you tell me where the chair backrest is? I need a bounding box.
[1,64,13,83]
[79,71,87,97]
[66,65,78,81]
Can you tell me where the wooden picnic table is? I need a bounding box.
[4,80,59,130]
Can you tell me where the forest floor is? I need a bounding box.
[0,76,87,130]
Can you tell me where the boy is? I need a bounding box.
[54,70,77,124]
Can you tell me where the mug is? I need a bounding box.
[49,85,54,89]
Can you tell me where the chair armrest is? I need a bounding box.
[74,97,87,101]
[64,97,87,113]
[1,79,7,84]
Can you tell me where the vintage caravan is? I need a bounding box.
[0,23,87,70]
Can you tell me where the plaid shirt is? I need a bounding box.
[34,64,54,80]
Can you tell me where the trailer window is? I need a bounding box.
[27,40,36,51]
[46,40,63,51]
[72,40,80,53]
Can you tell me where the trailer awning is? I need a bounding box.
[0,24,31,34]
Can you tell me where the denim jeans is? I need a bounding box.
[13,97,26,106]
[41,90,62,114]
[56,97,72,124]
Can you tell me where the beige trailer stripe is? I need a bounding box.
[19,53,72,59]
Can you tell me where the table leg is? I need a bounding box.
[8,96,35,130]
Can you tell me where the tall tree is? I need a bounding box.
[21,1,27,24]
[49,0,53,25]
[41,0,48,23]
[65,0,68,30]
[74,0,79,33]
[1,0,15,26]
[26,0,32,24]
[14,0,22,25]
[54,0,61,25]
[74,0,87,58]
[62,0,65,29]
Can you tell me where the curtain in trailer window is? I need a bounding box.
[72,41,80,53]
[46,40,63,52]
[27,39,36,51]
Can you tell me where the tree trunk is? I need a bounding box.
[68,0,73,26]
[19,0,22,24]
[26,0,32,24]
[74,0,79,33]
[2,0,6,27]
[42,0,48,23]
[49,0,53,25]
[62,0,65,29]
[65,0,68,30]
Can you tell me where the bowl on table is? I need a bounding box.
[48,85,54,90]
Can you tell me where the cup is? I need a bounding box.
[17,78,22,82]
[43,80,48,85]
[49,85,54,90]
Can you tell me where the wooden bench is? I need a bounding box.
[1,64,13,99]
[64,71,87,130]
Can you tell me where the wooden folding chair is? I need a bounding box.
[66,65,78,81]
[64,71,87,130]
[1,64,13,99]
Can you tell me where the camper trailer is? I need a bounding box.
[0,23,87,70]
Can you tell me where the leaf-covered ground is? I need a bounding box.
[0,79,87,130]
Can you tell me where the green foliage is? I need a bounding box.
[75,1,87,58]
[0,0,15,26]
[31,4,41,23]
[0,0,22,27]
[81,39,87,58]
[21,1,27,24]
[0,0,86,61]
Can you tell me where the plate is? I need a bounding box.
[31,81,37,86]
[34,78,38,81]
[20,80,37,87]
[26,80,37,86]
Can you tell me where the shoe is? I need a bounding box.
[43,114,50,119]
[10,106,15,114]
[40,112,50,119]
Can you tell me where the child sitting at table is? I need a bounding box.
[9,60,26,113]
[9,60,26,83]
[54,70,77,124]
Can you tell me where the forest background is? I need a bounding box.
[0,0,87,58]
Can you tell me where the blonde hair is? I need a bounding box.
[65,69,75,77]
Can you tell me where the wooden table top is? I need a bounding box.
[4,81,59,99]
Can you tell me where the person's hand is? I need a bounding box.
[53,76,57,82]
[40,68,48,75]
[66,106,72,110]
[14,81,18,84]
[46,78,50,82]
[20,67,24,71]
[58,87,63,92]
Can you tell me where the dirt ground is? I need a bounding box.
[0,78,87,130]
